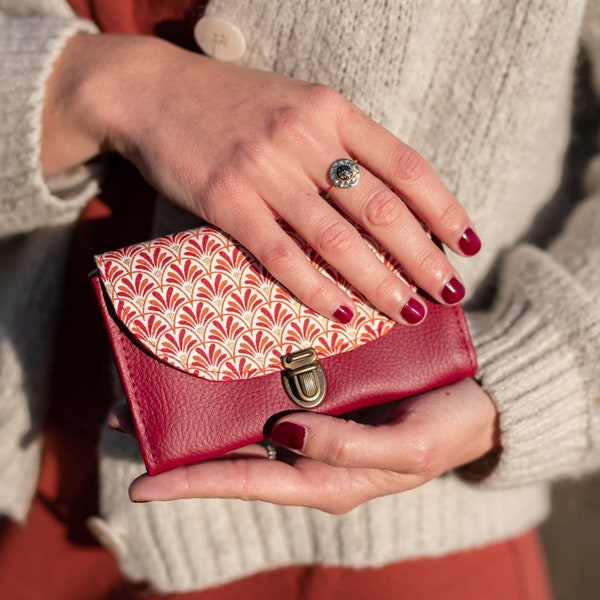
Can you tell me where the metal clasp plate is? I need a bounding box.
[280,348,326,409]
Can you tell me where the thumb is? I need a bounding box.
[270,411,426,472]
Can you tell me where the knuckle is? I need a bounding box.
[372,273,401,300]
[268,106,311,145]
[313,220,354,257]
[431,200,464,236]
[232,138,273,169]
[412,248,444,281]
[204,166,242,199]
[233,459,258,502]
[301,279,331,310]
[227,459,253,500]
[323,435,353,467]
[264,103,333,156]
[364,189,404,228]
[201,170,246,224]
[393,145,427,183]
[322,420,363,467]
[257,239,296,274]
[323,500,356,515]
[304,83,343,110]
[268,85,343,146]
[175,465,193,497]
[319,483,362,514]
[403,437,433,475]
[319,472,389,514]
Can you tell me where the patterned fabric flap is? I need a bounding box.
[95,225,411,381]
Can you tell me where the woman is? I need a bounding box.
[1,0,599,598]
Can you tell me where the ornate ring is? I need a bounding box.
[265,444,278,461]
[323,158,360,199]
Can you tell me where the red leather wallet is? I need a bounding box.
[92,225,477,475]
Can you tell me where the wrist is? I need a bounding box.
[41,33,179,176]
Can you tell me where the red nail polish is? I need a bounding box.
[333,305,353,324]
[441,277,465,304]
[459,228,482,256]
[272,422,306,451]
[400,298,426,324]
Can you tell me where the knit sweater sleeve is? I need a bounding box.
[0,8,99,237]
[463,9,600,487]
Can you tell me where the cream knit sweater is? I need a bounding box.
[2,0,600,594]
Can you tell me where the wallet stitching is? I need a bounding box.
[98,277,157,469]
[115,320,157,469]
[451,306,478,374]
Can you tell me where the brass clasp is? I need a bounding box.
[280,348,326,409]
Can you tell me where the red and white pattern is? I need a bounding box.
[95,225,411,381]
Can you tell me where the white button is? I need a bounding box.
[87,516,128,558]
[194,16,246,62]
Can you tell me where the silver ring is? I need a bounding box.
[329,158,360,189]
[265,444,277,461]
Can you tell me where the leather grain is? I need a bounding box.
[92,276,477,475]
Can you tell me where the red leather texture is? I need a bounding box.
[92,276,477,475]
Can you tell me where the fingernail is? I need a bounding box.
[107,414,128,434]
[272,422,306,451]
[333,305,353,324]
[400,297,426,324]
[441,277,465,304]
[459,227,482,256]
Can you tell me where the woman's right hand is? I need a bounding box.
[122,378,499,512]
[42,33,481,324]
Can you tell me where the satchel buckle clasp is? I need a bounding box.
[281,348,326,409]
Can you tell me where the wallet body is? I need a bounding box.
[92,225,477,475]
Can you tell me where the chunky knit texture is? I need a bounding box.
[0,6,97,520]
[2,0,600,593]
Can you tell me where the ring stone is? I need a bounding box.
[329,158,360,189]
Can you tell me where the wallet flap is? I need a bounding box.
[94,225,412,382]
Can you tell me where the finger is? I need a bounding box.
[107,404,136,437]
[341,115,481,257]
[221,204,359,323]
[128,453,410,512]
[270,379,497,473]
[271,412,429,473]
[269,184,429,324]
[296,163,466,307]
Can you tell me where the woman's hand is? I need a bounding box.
[125,379,499,513]
[43,33,480,324]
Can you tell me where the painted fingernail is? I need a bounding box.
[441,277,465,304]
[459,227,482,256]
[400,297,426,324]
[272,422,306,451]
[333,305,353,324]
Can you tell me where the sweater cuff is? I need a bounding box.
[465,245,600,487]
[0,17,99,237]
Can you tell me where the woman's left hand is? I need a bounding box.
[125,378,499,513]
